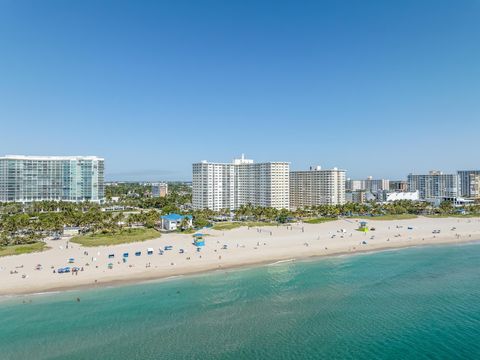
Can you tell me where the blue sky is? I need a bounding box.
[1,0,479,181]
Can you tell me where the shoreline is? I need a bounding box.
[2,235,479,298]
[1,216,480,297]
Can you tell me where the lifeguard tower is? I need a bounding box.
[358,221,369,232]
[193,233,205,247]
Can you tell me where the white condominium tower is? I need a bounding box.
[192,155,290,211]
[0,155,105,203]
[290,166,346,208]
[407,171,459,200]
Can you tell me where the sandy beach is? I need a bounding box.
[1,216,479,296]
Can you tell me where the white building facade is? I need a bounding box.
[192,155,290,211]
[0,155,105,203]
[290,166,346,208]
[383,191,420,202]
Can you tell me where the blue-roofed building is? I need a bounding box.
[161,213,193,231]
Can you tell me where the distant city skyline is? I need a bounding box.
[1,1,479,181]
[2,152,476,183]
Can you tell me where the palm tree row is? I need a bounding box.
[0,207,162,247]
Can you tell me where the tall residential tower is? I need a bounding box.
[290,166,346,208]
[0,155,105,203]
[192,155,289,211]
[407,171,459,200]
[457,170,480,198]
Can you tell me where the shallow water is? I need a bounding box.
[1,242,480,359]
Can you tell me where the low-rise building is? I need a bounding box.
[381,191,420,202]
[160,213,193,231]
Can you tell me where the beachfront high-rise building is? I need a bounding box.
[457,170,480,198]
[407,171,459,200]
[192,155,290,211]
[0,155,105,203]
[345,177,389,192]
[290,166,346,208]
[151,183,168,197]
[469,174,480,199]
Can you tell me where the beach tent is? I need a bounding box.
[135,251,141,256]
[108,254,115,259]
[147,248,154,255]
[123,252,129,258]
[68,258,75,263]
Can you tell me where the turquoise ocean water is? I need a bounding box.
[1,243,480,359]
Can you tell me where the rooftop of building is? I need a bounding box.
[292,166,346,172]
[161,213,193,221]
[1,155,104,161]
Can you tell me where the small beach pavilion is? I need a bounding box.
[193,233,205,247]
[160,213,193,231]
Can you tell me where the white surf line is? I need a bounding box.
[267,259,296,266]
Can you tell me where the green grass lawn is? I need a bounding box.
[0,242,47,257]
[303,217,338,224]
[425,214,480,218]
[212,221,277,231]
[352,214,418,221]
[71,228,160,247]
